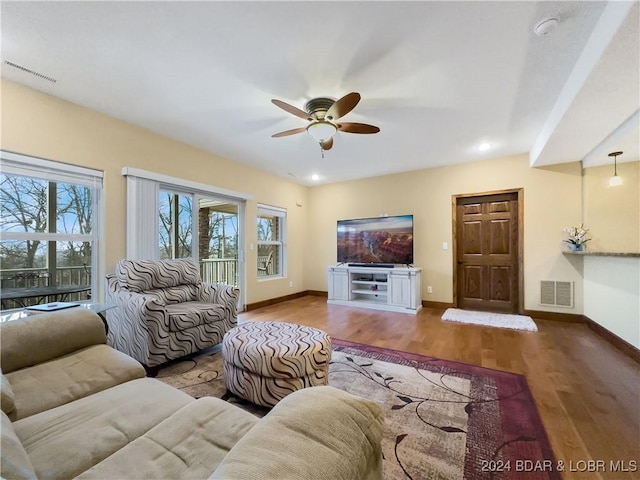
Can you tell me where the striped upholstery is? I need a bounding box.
[105,259,239,368]
[222,322,331,407]
[116,259,202,292]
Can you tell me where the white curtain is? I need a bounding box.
[125,175,159,260]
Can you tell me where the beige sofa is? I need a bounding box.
[0,309,384,480]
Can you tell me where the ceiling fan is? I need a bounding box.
[271,92,380,154]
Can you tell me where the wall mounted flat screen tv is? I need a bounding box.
[337,215,414,265]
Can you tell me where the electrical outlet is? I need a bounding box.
[289,281,293,288]
[427,286,433,294]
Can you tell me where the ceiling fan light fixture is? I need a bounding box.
[307,121,337,143]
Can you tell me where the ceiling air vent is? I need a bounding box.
[540,280,574,308]
[3,61,57,83]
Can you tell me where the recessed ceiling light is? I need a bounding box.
[311,174,320,181]
[477,143,492,151]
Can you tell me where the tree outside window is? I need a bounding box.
[159,191,192,260]
[0,164,99,307]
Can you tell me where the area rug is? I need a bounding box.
[442,308,538,332]
[157,338,558,480]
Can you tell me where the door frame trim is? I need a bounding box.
[451,188,524,314]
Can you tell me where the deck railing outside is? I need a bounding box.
[0,266,92,308]
[199,258,238,286]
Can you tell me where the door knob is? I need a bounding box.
[457,260,463,265]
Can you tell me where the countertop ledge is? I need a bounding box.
[563,251,640,258]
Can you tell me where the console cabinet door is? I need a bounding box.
[390,271,421,309]
[390,272,411,307]
[328,268,349,300]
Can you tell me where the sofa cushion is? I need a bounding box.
[1,370,17,420]
[116,258,201,292]
[166,301,226,331]
[0,309,107,373]
[6,344,146,420]
[210,386,384,480]
[0,411,37,480]
[13,378,193,480]
[76,397,259,479]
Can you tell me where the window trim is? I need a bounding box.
[257,203,287,279]
[122,167,253,200]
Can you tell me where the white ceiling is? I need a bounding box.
[2,1,638,185]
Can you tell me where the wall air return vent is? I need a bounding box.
[3,61,57,83]
[540,280,574,308]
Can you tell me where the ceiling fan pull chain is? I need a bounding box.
[320,143,325,158]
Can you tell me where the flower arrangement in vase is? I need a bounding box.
[563,225,590,251]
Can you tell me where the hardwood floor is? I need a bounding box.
[240,296,640,480]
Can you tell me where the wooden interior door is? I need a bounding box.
[455,192,520,313]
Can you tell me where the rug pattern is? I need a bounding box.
[157,339,558,480]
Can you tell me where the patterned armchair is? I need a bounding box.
[105,258,239,373]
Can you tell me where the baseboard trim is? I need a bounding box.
[246,291,310,311]
[584,316,640,364]
[306,290,328,297]
[422,301,455,309]
[523,310,585,323]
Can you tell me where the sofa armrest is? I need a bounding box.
[105,290,172,364]
[108,290,168,326]
[0,309,107,374]
[198,283,239,313]
[210,386,384,480]
[1,411,37,480]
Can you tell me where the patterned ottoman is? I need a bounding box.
[222,321,332,407]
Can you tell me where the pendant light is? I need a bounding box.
[608,151,623,187]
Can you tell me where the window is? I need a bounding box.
[0,151,102,307]
[257,204,286,278]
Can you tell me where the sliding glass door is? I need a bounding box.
[157,189,243,308]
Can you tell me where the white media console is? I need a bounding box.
[327,265,422,314]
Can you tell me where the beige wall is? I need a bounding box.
[583,161,640,253]
[306,155,585,313]
[0,79,308,305]
[582,160,639,348]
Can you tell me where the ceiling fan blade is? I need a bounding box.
[325,92,361,121]
[321,137,333,151]
[271,127,307,138]
[271,99,311,120]
[338,122,380,134]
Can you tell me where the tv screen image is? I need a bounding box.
[337,215,414,265]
